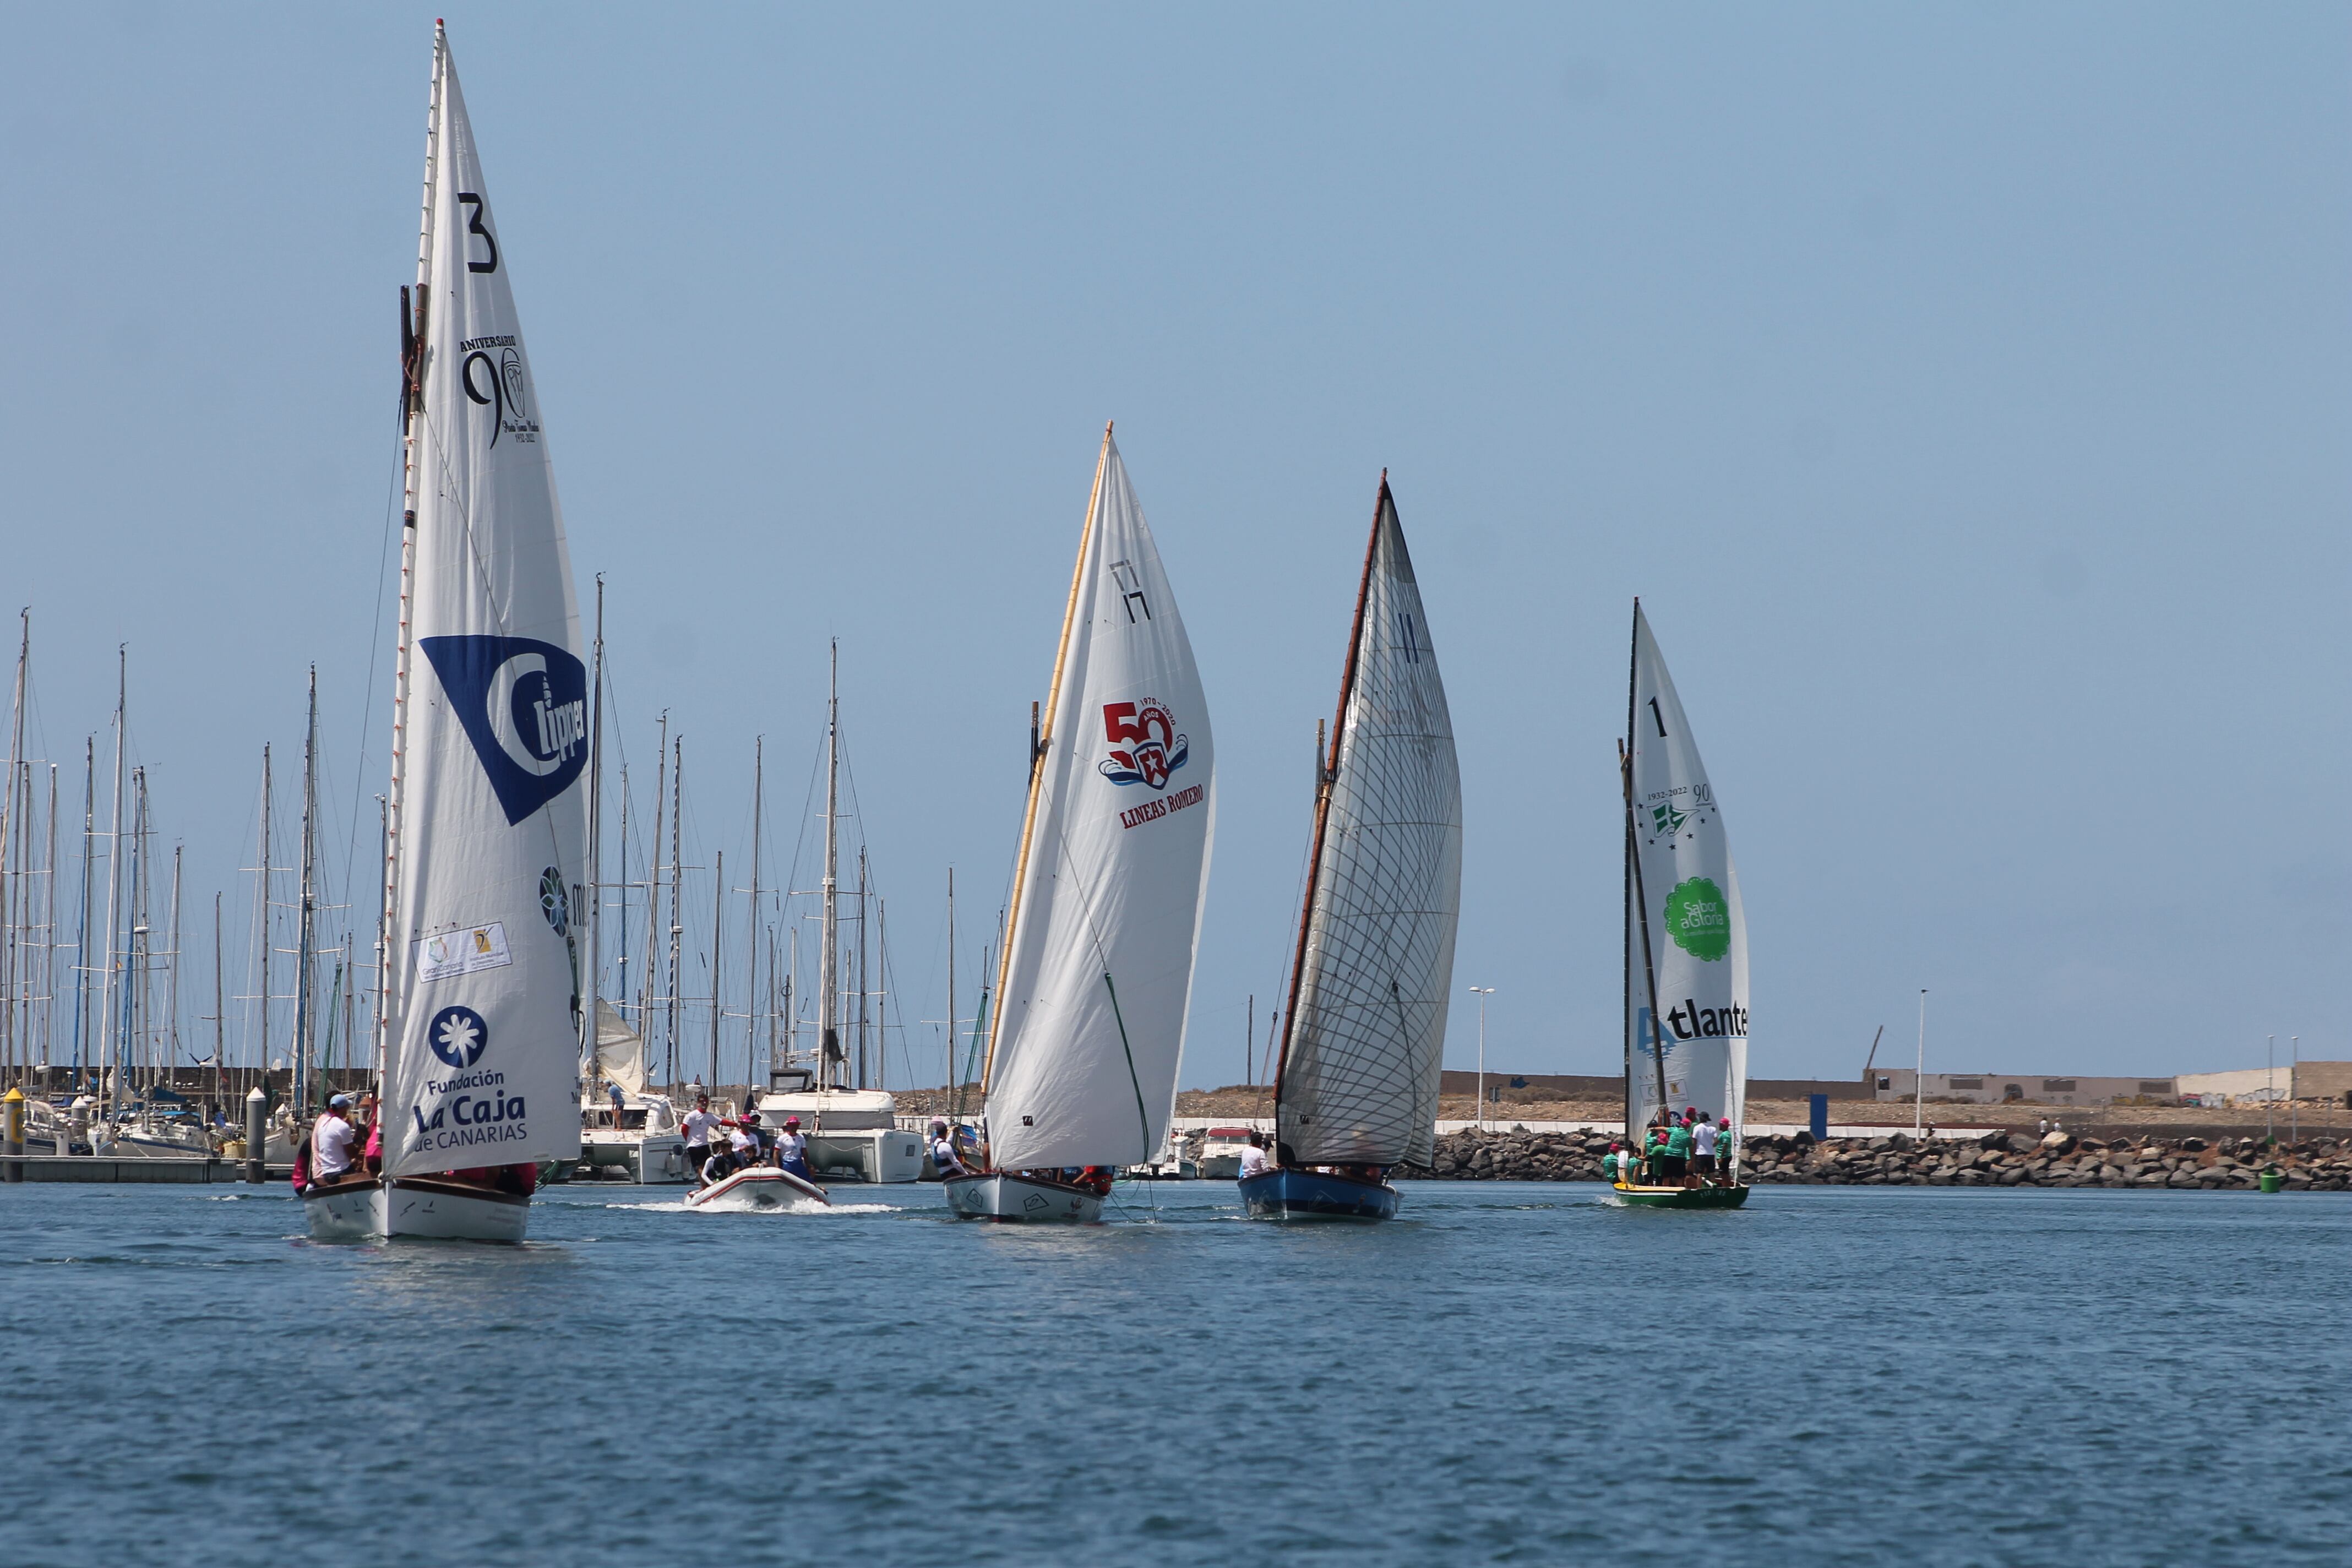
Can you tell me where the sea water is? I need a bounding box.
[2,1180,2344,1566]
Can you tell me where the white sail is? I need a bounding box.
[1624,602,1748,1147]
[383,26,587,1178]
[1277,479,1461,1167]
[594,1000,646,1096]
[983,430,1215,1171]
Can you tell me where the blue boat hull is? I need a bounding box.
[1237,1168,1400,1221]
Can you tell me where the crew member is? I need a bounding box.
[310,1094,358,1189]
[929,1120,967,1179]
[1238,1130,1273,1180]
[775,1115,813,1181]
[1691,1113,1718,1183]
[1602,1142,1621,1184]
[1715,1117,1736,1184]
[607,1080,627,1130]
[1663,1115,1694,1187]
[680,1095,721,1187]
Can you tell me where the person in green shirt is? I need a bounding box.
[1663,1118,1694,1186]
[1714,1117,1737,1185]
[1601,1144,1621,1184]
[1643,1126,1668,1186]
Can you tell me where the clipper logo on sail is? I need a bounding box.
[1099,701,1189,790]
[419,636,590,825]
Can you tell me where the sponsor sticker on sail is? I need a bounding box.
[415,922,513,983]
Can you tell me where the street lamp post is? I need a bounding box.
[1468,987,1495,1131]
[1914,989,1927,1144]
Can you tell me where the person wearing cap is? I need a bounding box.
[775,1115,813,1182]
[1663,1114,1695,1187]
[1601,1141,1623,1185]
[680,1094,721,1188]
[1690,1112,1718,1183]
[311,1094,359,1188]
[1714,1117,1736,1184]
[725,1117,759,1173]
[928,1120,967,1179]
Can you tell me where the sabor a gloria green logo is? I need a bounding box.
[1663,876,1730,961]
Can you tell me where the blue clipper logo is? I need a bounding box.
[428,1004,491,1069]
[418,635,589,825]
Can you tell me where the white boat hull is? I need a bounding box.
[804,1126,927,1184]
[302,1177,533,1244]
[684,1166,831,1210]
[582,1131,689,1183]
[943,1171,1104,1223]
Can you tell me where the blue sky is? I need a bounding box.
[2,4,2344,1085]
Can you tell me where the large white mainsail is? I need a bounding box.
[382,25,587,1180]
[981,428,1215,1172]
[1276,477,1461,1167]
[1623,602,1748,1147]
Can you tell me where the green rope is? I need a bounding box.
[1101,971,1153,1164]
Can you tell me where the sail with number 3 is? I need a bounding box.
[1618,601,1751,1207]
[1243,475,1461,1221]
[307,23,589,1243]
[948,427,1216,1222]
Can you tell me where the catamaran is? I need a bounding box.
[307,23,589,1242]
[945,427,1215,1222]
[1613,601,1751,1209]
[1240,475,1461,1221]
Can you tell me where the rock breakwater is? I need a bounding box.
[1397,1127,2352,1189]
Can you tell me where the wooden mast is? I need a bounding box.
[1271,472,1389,1150]
[1622,601,1673,1144]
[378,20,444,1099]
[978,424,1112,1098]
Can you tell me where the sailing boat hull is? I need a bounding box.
[1238,1168,1400,1221]
[943,1171,1103,1223]
[302,1177,533,1243]
[1609,1181,1750,1210]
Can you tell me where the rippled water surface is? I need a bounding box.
[3,1179,2346,1566]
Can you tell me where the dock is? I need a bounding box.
[6,1157,291,1185]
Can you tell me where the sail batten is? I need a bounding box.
[1276,482,1462,1168]
[982,433,1215,1172]
[1623,603,1748,1148]
[382,28,587,1179]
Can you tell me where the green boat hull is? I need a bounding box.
[1611,1182,1751,1209]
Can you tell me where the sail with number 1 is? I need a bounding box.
[1242,475,1461,1221]
[1615,601,1751,1208]
[307,23,590,1243]
[946,427,1216,1222]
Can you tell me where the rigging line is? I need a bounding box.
[1100,970,1153,1166]
[340,426,407,903]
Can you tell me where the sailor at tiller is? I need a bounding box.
[928,1120,967,1179]
[309,1095,360,1189]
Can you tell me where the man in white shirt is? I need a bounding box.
[1691,1114,1719,1182]
[680,1095,721,1187]
[1238,1130,1273,1180]
[311,1095,357,1186]
[928,1120,968,1179]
